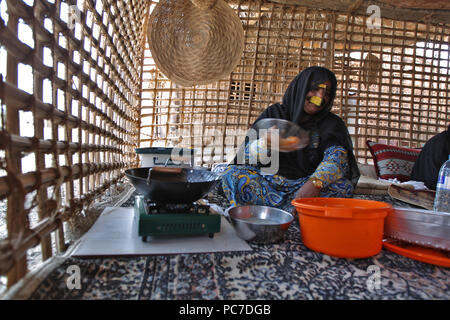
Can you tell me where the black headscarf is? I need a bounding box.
[410,124,450,190]
[235,66,360,187]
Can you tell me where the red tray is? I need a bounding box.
[383,239,450,268]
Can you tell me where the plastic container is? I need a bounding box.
[135,147,194,168]
[433,155,450,213]
[291,198,392,258]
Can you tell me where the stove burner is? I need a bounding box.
[143,199,211,215]
[134,195,221,241]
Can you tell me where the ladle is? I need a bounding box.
[146,158,185,185]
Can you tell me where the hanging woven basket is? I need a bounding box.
[147,0,245,87]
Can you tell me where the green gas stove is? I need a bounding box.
[134,195,221,241]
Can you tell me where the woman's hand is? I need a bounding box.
[295,179,321,199]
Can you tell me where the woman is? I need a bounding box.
[221,66,360,211]
[410,124,450,190]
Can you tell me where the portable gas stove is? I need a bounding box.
[134,195,221,241]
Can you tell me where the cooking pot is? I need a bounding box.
[125,167,221,204]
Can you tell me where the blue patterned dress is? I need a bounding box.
[221,144,354,212]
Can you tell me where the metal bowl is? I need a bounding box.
[225,205,294,244]
[252,118,309,152]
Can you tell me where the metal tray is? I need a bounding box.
[384,207,450,251]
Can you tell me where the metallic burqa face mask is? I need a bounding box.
[307,83,328,107]
[308,95,323,106]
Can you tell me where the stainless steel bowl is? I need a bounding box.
[252,118,310,152]
[225,205,294,244]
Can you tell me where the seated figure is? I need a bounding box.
[410,125,450,190]
[221,66,360,211]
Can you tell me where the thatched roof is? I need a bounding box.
[268,0,450,24]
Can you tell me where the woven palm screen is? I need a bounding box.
[0,0,450,291]
[141,0,449,167]
[0,0,147,288]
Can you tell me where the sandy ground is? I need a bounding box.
[0,200,5,293]
[0,180,134,295]
[0,200,5,240]
[0,199,47,295]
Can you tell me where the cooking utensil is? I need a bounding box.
[145,166,184,185]
[125,167,221,204]
[292,198,391,258]
[388,184,436,210]
[225,205,294,244]
[252,118,310,152]
[384,206,450,251]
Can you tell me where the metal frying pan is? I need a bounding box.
[124,167,222,204]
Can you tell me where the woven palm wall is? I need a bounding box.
[0,0,147,288]
[141,0,450,167]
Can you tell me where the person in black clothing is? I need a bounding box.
[410,124,450,190]
[221,66,360,209]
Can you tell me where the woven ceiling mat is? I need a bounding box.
[147,0,245,87]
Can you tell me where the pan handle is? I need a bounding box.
[151,166,183,173]
[198,199,231,223]
[146,167,153,185]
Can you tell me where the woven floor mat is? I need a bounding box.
[27,218,450,300]
[8,188,450,300]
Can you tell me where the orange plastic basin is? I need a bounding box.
[291,198,392,258]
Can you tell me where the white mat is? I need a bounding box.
[71,207,252,257]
